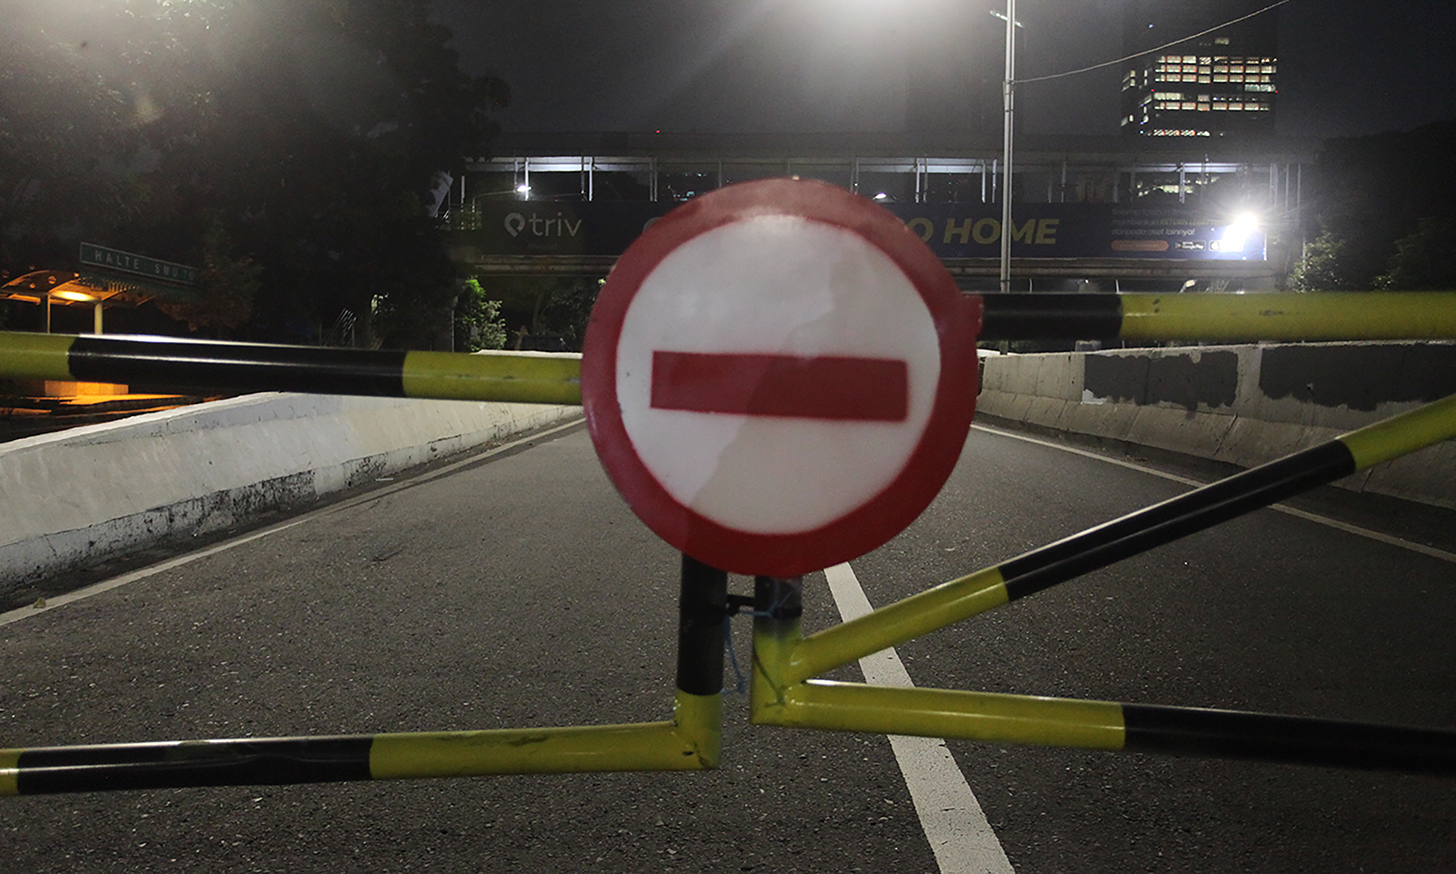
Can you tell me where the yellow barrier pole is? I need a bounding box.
[751,677,1456,776]
[0,332,582,405]
[2,557,723,796]
[785,392,1456,685]
[1117,291,1456,342]
[773,681,1126,750]
[1,706,717,796]
[748,393,1456,775]
[369,692,719,780]
[749,576,805,724]
[783,567,1008,686]
[977,291,1456,342]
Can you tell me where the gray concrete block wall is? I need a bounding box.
[978,342,1456,509]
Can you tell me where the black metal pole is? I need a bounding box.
[676,554,728,697]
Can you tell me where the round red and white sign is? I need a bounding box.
[582,178,980,577]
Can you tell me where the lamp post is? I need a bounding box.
[997,0,1017,293]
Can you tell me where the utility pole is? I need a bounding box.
[999,0,1017,293]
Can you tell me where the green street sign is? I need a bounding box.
[79,242,198,287]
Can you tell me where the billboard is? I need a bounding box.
[891,203,1267,261]
[454,201,1266,262]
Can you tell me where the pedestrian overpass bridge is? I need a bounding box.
[446,131,1315,290]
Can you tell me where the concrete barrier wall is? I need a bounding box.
[0,392,580,602]
[978,342,1456,509]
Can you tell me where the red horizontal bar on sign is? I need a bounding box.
[650,351,908,421]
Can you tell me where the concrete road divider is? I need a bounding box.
[0,391,579,603]
[978,342,1456,510]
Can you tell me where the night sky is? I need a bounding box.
[432,0,1456,141]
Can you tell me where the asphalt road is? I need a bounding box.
[4,419,1456,873]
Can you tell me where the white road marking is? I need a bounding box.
[0,418,586,628]
[975,423,1456,566]
[824,562,1016,874]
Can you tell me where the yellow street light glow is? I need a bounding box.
[52,289,99,302]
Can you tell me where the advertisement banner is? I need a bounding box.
[888,203,1266,261]
[454,201,1266,262]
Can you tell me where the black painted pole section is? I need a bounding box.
[13,737,373,795]
[978,293,1125,341]
[1123,704,1456,776]
[676,555,728,697]
[999,441,1356,602]
[67,335,408,396]
[754,575,804,622]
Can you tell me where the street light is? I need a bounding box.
[992,2,1023,293]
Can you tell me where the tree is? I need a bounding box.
[532,277,600,350]
[2,0,509,344]
[1289,228,1361,292]
[1377,218,1456,291]
[477,275,600,352]
[1293,119,1456,291]
[451,279,507,352]
[150,218,262,334]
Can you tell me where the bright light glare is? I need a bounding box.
[516,183,530,199]
[1214,212,1261,252]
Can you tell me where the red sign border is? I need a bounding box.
[582,178,981,577]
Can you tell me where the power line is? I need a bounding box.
[1015,0,1294,85]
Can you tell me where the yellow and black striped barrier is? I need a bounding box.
[3,292,1456,406]
[977,291,1456,342]
[0,332,582,405]
[1,556,726,796]
[778,393,1456,682]
[5,289,1456,794]
[749,393,1456,775]
[0,691,721,795]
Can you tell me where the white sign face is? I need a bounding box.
[583,179,978,577]
[617,215,938,534]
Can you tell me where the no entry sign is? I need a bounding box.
[582,179,980,576]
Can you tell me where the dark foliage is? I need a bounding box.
[1,0,508,346]
[1293,119,1456,291]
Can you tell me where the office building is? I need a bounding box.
[1120,1,1278,138]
